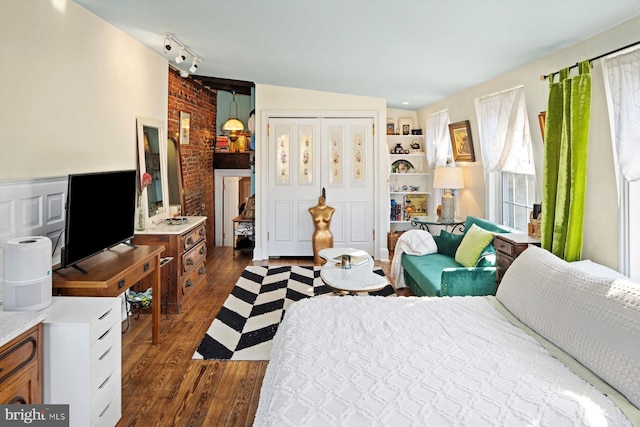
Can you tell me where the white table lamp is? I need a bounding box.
[433,166,464,221]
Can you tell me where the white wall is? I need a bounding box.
[415,16,640,269]
[0,0,168,180]
[253,84,387,260]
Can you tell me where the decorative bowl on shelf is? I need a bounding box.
[391,159,414,173]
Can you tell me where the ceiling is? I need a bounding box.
[75,0,640,110]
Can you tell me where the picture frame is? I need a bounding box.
[386,119,395,135]
[179,111,190,145]
[448,120,475,162]
[398,117,413,136]
[538,111,546,142]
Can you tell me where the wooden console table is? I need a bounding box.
[52,244,164,344]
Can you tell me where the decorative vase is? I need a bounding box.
[135,194,146,231]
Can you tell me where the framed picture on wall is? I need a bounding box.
[448,120,475,162]
[538,111,546,142]
[398,117,413,135]
[180,111,190,145]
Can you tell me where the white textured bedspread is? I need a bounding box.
[254,296,631,427]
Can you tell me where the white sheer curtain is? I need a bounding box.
[426,110,451,214]
[603,48,640,182]
[425,110,451,168]
[475,86,534,175]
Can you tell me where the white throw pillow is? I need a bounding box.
[497,245,640,409]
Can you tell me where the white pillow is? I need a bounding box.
[497,245,640,409]
[571,259,629,281]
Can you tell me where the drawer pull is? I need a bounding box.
[144,262,150,272]
[98,308,113,320]
[0,337,37,383]
[199,267,205,275]
[186,279,193,287]
[118,279,125,289]
[186,237,193,245]
[9,395,27,405]
[99,401,112,418]
[199,247,206,255]
[99,346,113,361]
[186,258,194,266]
[98,327,112,341]
[99,373,112,389]
[199,228,205,236]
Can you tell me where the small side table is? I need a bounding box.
[495,233,541,284]
[232,215,254,258]
[410,215,465,234]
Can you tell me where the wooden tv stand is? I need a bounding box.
[52,244,164,344]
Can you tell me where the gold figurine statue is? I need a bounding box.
[309,188,335,265]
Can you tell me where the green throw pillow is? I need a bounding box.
[455,224,495,267]
[434,231,464,258]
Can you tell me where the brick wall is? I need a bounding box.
[167,69,216,244]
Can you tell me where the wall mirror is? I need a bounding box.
[167,136,185,215]
[136,117,169,227]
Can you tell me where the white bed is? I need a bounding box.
[254,246,640,426]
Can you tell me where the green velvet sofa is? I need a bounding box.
[402,216,511,297]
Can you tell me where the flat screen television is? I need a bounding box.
[61,169,137,272]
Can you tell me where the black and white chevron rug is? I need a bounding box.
[193,265,394,361]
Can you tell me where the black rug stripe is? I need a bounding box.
[265,265,292,276]
[250,298,285,317]
[260,279,289,293]
[215,306,248,333]
[196,334,234,360]
[314,284,332,295]
[286,287,311,302]
[231,284,259,305]
[236,323,280,351]
[289,271,315,286]
[241,268,267,283]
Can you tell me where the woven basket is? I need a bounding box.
[388,231,405,252]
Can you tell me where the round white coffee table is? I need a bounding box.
[318,248,389,295]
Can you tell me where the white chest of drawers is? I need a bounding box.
[43,296,121,427]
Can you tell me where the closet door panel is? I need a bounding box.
[273,201,292,243]
[268,120,321,255]
[348,202,369,242]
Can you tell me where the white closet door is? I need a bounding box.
[320,119,374,253]
[268,118,321,256]
[267,117,374,256]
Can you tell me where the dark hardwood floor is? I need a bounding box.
[118,246,397,426]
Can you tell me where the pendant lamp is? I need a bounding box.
[222,90,244,133]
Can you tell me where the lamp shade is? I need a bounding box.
[433,166,464,189]
[222,118,244,131]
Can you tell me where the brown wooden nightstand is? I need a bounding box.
[495,233,541,284]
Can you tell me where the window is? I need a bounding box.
[602,47,640,280]
[501,172,536,232]
[475,86,535,228]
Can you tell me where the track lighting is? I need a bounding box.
[164,33,202,76]
[175,49,186,64]
[189,59,198,73]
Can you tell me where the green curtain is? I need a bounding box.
[541,61,591,261]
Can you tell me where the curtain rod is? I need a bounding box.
[540,40,640,80]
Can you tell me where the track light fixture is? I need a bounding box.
[175,49,186,64]
[189,58,198,73]
[163,33,202,77]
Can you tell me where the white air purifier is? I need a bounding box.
[3,236,52,311]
